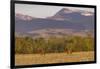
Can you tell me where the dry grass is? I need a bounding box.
[15,51,94,65]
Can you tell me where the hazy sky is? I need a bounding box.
[15,3,94,18]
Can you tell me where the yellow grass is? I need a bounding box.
[15,51,94,65]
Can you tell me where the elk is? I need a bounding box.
[65,48,72,54]
[37,48,45,55]
[64,39,73,54]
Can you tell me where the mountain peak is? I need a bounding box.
[15,13,33,21]
[47,8,94,21]
[61,8,74,13]
[81,11,94,16]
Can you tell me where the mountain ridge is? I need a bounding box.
[15,8,94,37]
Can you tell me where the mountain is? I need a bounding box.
[47,8,94,22]
[15,8,94,37]
[15,13,33,21]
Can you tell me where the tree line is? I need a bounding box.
[15,35,94,54]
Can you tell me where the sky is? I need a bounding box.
[15,3,94,18]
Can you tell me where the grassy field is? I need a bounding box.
[15,51,94,65]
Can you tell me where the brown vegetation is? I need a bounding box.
[15,51,94,65]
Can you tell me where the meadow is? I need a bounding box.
[15,34,94,65]
[15,51,94,65]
